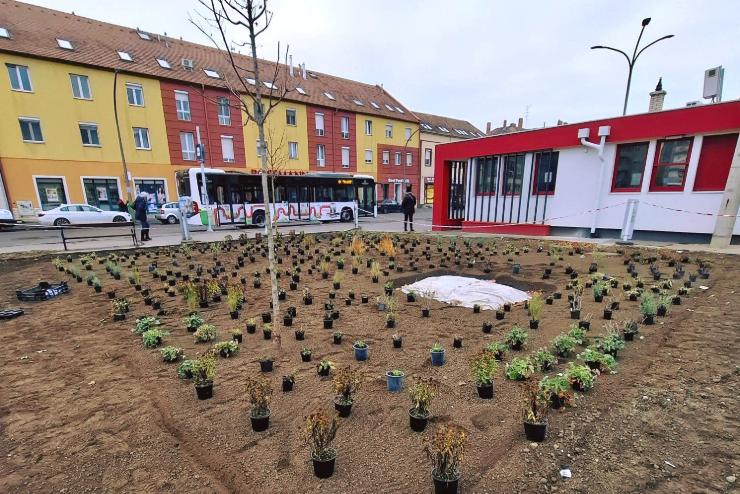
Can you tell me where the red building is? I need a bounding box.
[306,106,357,172]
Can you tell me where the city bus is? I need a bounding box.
[175,168,377,226]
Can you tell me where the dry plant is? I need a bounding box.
[350,234,366,257]
[332,367,362,404]
[378,234,396,257]
[303,410,339,460]
[425,423,466,481]
[245,375,272,416]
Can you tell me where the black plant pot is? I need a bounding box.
[230,311,239,320]
[657,306,667,317]
[529,320,539,330]
[570,309,581,320]
[332,335,342,345]
[422,308,430,317]
[233,333,243,343]
[312,453,337,479]
[282,378,294,392]
[578,320,590,330]
[250,412,270,432]
[334,399,353,418]
[301,353,311,362]
[393,338,402,348]
[482,322,492,333]
[262,312,271,323]
[644,314,655,325]
[453,338,463,348]
[476,384,494,399]
[246,324,256,334]
[496,311,505,320]
[523,420,547,442]
[263,331,272,340]
[432,473,460,494]
[473,306,481,314]
[409,409,429,432]
[259,360,274,372]
[361,295,369,304]
[386,319,395,329]
[195,383,213,400]
[283,316,293,327]
[624,332,636,341]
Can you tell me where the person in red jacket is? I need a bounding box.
[401,185,417,232]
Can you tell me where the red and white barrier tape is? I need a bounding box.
[641,202,740,218]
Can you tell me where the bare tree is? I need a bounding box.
[192,0,295,349]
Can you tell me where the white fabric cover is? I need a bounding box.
[401,275,530,310]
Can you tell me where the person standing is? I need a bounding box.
[134,192,151,242]
[401,185,417,232]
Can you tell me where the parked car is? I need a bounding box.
[378,199,403,214]
[157,202,181,224]
[0,208,18,227]
[38,204,131,226]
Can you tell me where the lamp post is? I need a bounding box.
[591,18,674,116]
[401,126,420,197]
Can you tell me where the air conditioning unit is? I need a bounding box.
[181,58,195,71]
[316,129,324,137]
[341,131,349,139]
[703,66,724,101]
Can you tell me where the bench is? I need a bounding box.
[59,222,138,251]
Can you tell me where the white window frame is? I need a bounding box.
[56,38,74,50]
[288,141,299,160]
[175,90,191,121]
[218,97,231,125]
[382,150,390,165]
[126,83,144,106]
[364,149,373,164]
[365,119,373,136]
[79,176,121,206]
[220,135,235,163]
[117,51,133,62]
[317,144,326,167]
[7,63,32,92]
[156,58,171,69]
[385,124,393,138]
[286,108,297,126]
[315,112,325,136]
[406,152,412,166]
[324,91,335,101]
[32,175,70,210]
[295,87,306,95]
[395,152,401,166]
[79,122,100,147]
[405,127,412,140]
[0,27,10,39]
[19,117,44,143]
[180,132,196,161]
[203,68,220,79]
[340,116,350,139]
[133,127,151,150]
[341,146,350,168]
[70,73,92,100]
[425,148,433,166]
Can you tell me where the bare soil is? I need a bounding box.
[0,235,737,493]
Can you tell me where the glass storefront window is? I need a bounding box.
[83,178,120,211]
[35,177,67,210]
[134,179,167,213]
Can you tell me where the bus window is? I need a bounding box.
[315,186,333,202]
[299,186,309,203]
[333,185,353,202]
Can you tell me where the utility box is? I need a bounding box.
[703,66,724,101]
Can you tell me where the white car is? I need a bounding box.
[157,202,181,224]
[38,204,131,226]
[0,208,17,227]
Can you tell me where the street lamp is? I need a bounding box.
[591,17,674,116]
[401,126,420,196]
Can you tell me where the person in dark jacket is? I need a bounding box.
[133,192,151,242]
[401,185,417,232]
[117,198,127,212]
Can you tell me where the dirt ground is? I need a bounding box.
[0,234,737,494]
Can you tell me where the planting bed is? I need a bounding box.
[0,234,737,493]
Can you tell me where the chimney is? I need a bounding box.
[648,77,666,112]
[289,55,294,77]
[517,117,523,129]
[503,119,507,128]
[486,122,491,134]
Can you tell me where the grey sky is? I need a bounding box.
[26,0,740,131]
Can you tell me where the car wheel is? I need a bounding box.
[54,218,70,226]
[340,208,353,222]
[252,211,265,227]
[112,216,126,223]
[167,215,178,224]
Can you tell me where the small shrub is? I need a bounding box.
[505,357,535,380]
[565,363,595,391]
[133,316,160,335]
[245,375,272,417]
[214,340,239,358]
[425,423,466,481]
[532,348,558,372]
[333,367,363,405]
[183,313,205,332]
[194,324,218,343]
[142,328,169,348]
[539,374,573,407]
[303,411,339,461]
[191,353,216,386]
[528,292,544,321]
[551,333,577,357]
[160,346,184,362]
[639,295,657,318]
[409,377,436,418]
[567,324,588,346]
[469,350,498,386]
[505,325,529,349]
[485,341,508,360]
[177,359,194,379]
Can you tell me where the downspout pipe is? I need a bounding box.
[578,126,611,236]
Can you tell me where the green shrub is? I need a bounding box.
[194,324,218,343]
[177,359,194,379]
[505,357,535,381]
[505,325,529,349]
[532,348,558,372]
[142,328,169,348]
[183,313,205,332]
[469,350,498,386]
[214,340,239,358]
[133,316,160,335]
[160,346,184,362]
[565,363,595,391]
[552,333,577,356]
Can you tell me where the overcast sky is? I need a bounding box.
[27,0,740,131]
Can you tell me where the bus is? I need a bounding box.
[175,168,377,226]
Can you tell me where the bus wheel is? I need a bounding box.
[340,208,353,222]
[252,211,265,227]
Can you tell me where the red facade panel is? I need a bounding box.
[376,144,420,201]
[160,82,246,168]
[693,133,738,191]
[306,106,356,172]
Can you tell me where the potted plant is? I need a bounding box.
[133,315,161,335]
[332,272,343,290]
[192,352,216,400]
[227,286,242,319]
[578,347,616,373]
[469,350,498,399]
[565,363,596,391]
[177,359,194,379]
[505,325,528,351]
[386,369,405,392]
[262,323,273,340]
[259,356,274,372]
[333,366,362,417]
[353,340,369,361]
[303,411,339,479]
[595,327,625,358]
[657,294,671,317]
[384,281,394,296]
[409,377,436,432]
[539,374,572,409]
[245,375,272,431]
[160,346,184,363]
[194,324,218,343]
[622,318,639,341]
[214,340,239,358]
[551,333,577,358]
[485,341,508,361]
[392,333,403,348]
[533,348,558,372]
[295,327,306,341]
[472,303,481,314]
[522,382,548,442]
[505,357,535,381]
[639,295,657,325]
[426,423,466,494]
[332,331,343,345]
[528,292,544,329]
[430,342,445,366]
[569,286,583,319]
[231,327,243,343]
[317,359,335,376]
[386,310,396,329]
[300,347,312,362]
[282,374,295,392]
[452,336,463,349]
[245,318,257,334]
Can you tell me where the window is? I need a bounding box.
[56,38,73,50]
[156,58,171,69]
[364,149,373,164]
[611,142,648,192]
[134,179,167,208]
[317,144,326,167]
[137,31,151,40]
[395,152,401,165]
[126,83,144,106]
[406,152,412,166]
[175,91,191,121]
[340,116,350,139]
[324,92,335,101]
[83,178,120,210]
[370,101,380,109]
[395,107,405,114]
[0,27,9,39]
[425,148,432,166]
[35,177,67,210]
[650,138,693,191]
[263,81,276,90]
[19,118,43,142]
[353,99,364,106]
[245,78,256,85]
[79,123,100,146]
[295,87,306,95]
[502,154,525,194]
[365,120,373,136]
[117,51,133,62]
[221,136,235,163]
[7,64,32,91]
[342,147,351,168]
[405,127,412,140]
[382,151,390,165]
[385,124,393,138]
[422,123,433,131]
[532,151,559,195]
[133,127,150,149]
[218,97,231,125]
[286,108,297,126]
[693,133,738,192]
[385,104,395,112]
[203,69,220,79]
[69,74,92,100]
[438,126,449,133]
[476,156,498,195]
[256,139,266,158]
[288,141,298,160]
[315,113,325,136]
[180,132,196,160]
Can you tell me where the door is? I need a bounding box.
[394,183,402,202]
[35,177,67,211]
[79,205,105,223]
[356,180,375,216]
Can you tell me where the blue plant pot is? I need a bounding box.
[354,345,369,361]
[430,350,445,366]
[386,371,405,392]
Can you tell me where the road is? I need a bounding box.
[0,208,433,254]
